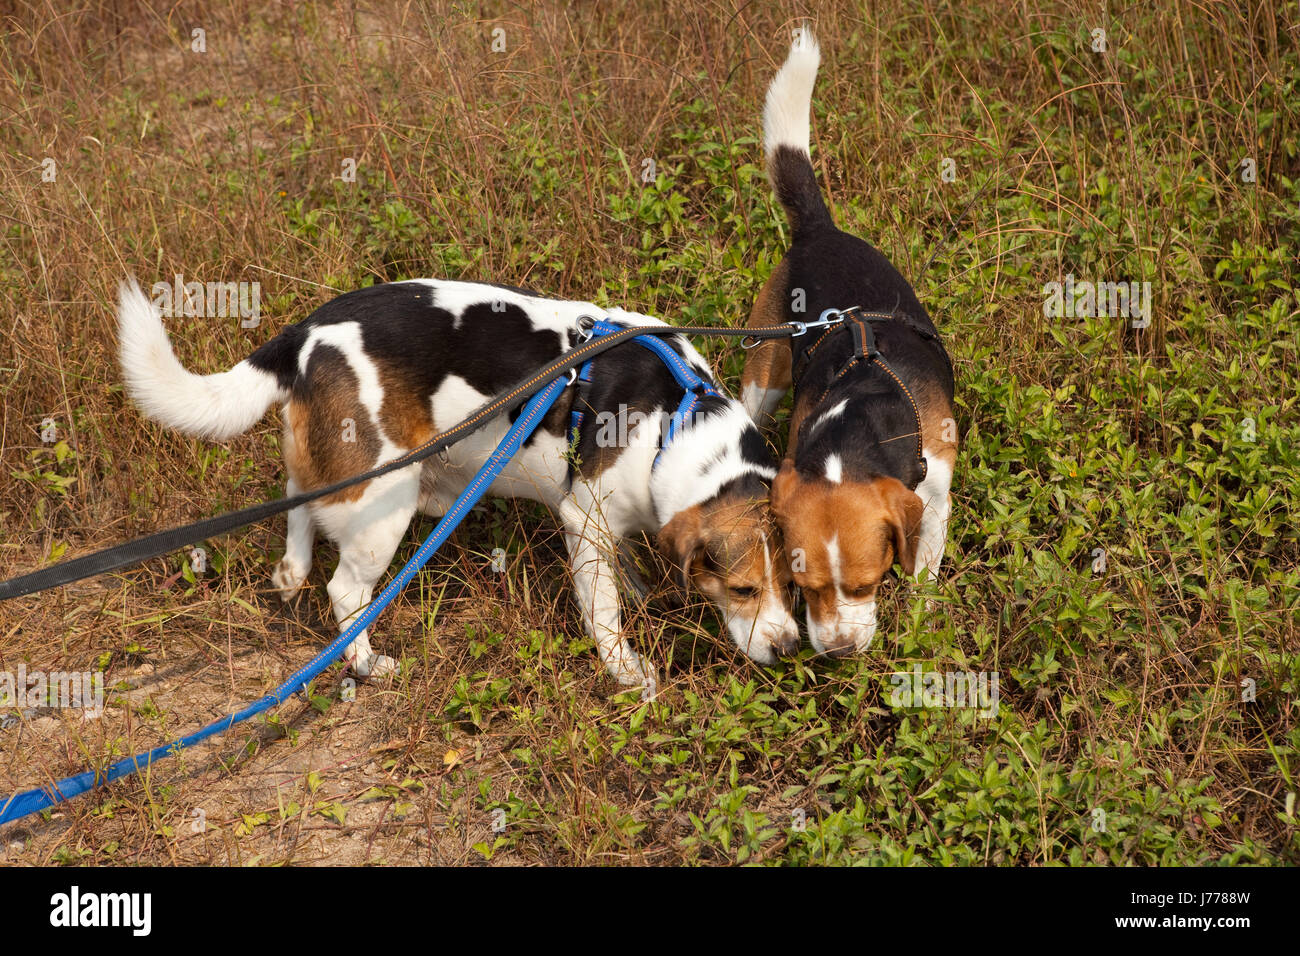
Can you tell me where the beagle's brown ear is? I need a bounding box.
[769,459,799,520]
[656,504,705,591]
[878,476,925,575]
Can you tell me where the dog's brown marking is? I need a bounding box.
[283,345,380,505]
[787,387,821,455]
[769,461,922,625]
[656,492,790,617]
[915,379,959,467]
[373,354,573,462]
[373,356,436,451]
[740,259,793,402]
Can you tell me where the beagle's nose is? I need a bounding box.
[771,626,801,657]
[819,634,856,658]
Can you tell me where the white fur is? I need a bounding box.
[723,530,799,664]
[407,278,583,338]
[806,399,848,440]
[651,401,776,523]
[117,279,286,441]
[806,533,878,656]
[741,383,787,423]
[824,453,843,484]
[271,476,314,601]
[763,31,821,161]
[914,450,953,581]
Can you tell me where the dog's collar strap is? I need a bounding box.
[792,306,940,380]
[567,318,722,479]
[802,307,929,484]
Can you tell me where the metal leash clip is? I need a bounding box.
[804,307,854,330]
[741,308,850,348]
[568,315,601,384]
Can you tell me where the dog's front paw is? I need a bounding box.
[271,559,308,602]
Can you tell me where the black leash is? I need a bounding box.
[0,322,804,601]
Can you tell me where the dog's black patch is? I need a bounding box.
[769,145,835,238]
[246,282,771,467]
[569,330,723,468]
[247,322,308,392]
[738,425,773,471]
[714,470,773,503]
[773,228,954,488]
[795,376,925,487]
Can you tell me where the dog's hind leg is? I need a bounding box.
[272,477,315,602]
[740,259,794,426]
[318,468,420,679]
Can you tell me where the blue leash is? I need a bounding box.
[0,372,570,826]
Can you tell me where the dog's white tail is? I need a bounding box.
[763,29,821,161]
[117,279,288,441]
[761,30,834,237]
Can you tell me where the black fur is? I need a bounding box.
[249,282,574,437]
[768,150,953,488]
[770,146,834,238]
[569,327,776,488]
[246,282,779,488]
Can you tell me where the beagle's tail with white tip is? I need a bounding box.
[762,29,835,238]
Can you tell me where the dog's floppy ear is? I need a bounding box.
[656,504,705,591]
[769,458,798,520]
[878,476,925,575]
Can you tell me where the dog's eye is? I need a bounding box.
[729,585,759,599]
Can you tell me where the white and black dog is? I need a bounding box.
[118,278,798,691]
[741,33,958,656]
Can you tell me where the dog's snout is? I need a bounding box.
[771,627,801,657]
[819,634,856,658]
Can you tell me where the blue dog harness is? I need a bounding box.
[567,318,723,474]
